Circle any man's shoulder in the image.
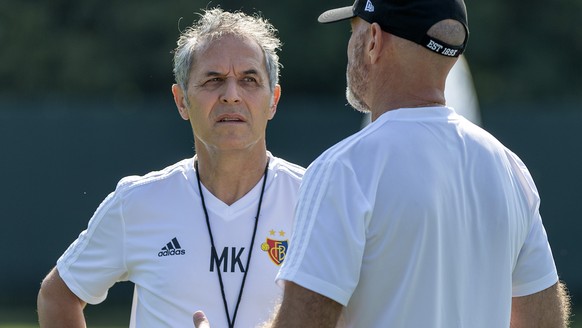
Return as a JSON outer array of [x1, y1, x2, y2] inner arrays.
[[115, 158, 193, 194], [312, 126, 373, 166], [270, 155, 306, 182]]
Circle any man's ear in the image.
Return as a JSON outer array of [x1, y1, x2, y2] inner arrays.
[[268, 84, 281, 120], [172, 84, 190, 120], [368, 23, 384, 64]]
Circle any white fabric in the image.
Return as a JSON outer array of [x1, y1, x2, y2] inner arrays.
[[277, 107, 558, 328], [57, 154, 304, 328]]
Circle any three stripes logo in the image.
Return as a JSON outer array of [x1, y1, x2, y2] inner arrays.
[[158, 237, 186, 257]]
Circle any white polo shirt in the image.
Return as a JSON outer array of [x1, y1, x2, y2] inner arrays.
[[278, 107, 558, 328]]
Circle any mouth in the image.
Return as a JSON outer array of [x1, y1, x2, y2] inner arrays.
[[216, 114, 246, 123]]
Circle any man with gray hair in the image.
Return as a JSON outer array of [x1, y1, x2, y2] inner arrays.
[[38, 8, 305, 327]]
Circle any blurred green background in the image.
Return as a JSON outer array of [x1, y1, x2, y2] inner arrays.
[[1, 0, 581, 104], [1, 0, 581, 326]]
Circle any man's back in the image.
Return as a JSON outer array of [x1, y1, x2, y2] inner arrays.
[[281, 106, 558, 327]]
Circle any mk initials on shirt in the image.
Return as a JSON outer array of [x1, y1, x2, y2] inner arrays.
[[209, 246, 246, 273]]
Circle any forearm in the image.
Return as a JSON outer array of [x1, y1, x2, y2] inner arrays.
[[510, 281, 571, 328], [37, 268, 88, 328], [268, 281, 342, 328]]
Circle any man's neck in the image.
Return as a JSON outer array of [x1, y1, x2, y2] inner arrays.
[[368, 56, 446, 122], [195, 148, 269, 206], [368, 87, 445, 122]]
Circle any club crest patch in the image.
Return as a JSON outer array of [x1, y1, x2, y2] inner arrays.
[[261, 229, 288, 266]]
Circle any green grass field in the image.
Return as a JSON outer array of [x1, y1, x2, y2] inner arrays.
[[2, 305, 580, 327]]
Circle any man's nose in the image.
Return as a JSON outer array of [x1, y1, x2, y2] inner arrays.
[[220, 79, 241, 104]]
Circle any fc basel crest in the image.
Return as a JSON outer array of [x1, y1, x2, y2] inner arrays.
[[261, 229, 288, 266]]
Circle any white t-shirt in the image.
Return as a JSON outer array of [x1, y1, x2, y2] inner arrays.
[[57, 154, 305, 328], [277, 107, 558, 328]]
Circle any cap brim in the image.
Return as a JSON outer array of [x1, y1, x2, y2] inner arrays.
[[318, 6, 355, 24]]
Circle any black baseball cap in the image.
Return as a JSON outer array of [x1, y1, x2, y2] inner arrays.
[[318, 0, 469, 57]]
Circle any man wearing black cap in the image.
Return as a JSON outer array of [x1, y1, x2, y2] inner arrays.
[[194, 0, 571, 327]]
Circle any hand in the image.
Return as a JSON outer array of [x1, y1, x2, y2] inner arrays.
[[193, 311, 210, 328]]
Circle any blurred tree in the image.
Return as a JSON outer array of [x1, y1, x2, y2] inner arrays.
[[0, 0, 580, 108], [466, 0, 582, 108]]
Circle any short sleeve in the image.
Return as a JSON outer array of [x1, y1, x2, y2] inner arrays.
[[277, 159, 370, 306], [56, 190, 128, 304], [506, 151, 559, 297], [511, 210, 558, 297]]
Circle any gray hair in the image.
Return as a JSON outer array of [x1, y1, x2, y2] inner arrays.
[[173, 8, 282, 95]]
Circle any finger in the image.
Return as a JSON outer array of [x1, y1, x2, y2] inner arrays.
[[193, 310, 210, 328]]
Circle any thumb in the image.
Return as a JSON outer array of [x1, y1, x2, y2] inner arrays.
[[193, 310, 210, 328]]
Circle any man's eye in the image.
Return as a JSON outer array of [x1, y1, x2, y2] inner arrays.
[[242, 77, 257, 83]]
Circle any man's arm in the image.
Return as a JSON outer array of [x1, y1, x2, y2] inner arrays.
[[510, 281, 571, 328], [37, 267, 88, 328], [268, 281, 343, 328], [193, 281, 343, 328]]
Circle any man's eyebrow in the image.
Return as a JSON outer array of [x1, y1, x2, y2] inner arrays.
[[242, 69, 259, 75], [202, 69, 260, 77], [205, 71, 224, 77]]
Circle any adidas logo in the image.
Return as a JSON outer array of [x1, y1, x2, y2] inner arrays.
[[158, 237, 186, 257], [364, 0, 374, 12]]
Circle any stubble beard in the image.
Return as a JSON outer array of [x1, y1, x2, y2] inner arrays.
[[346, 36, 371, 114]]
